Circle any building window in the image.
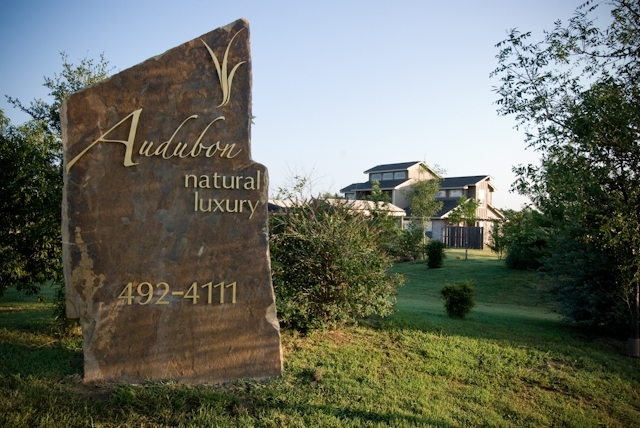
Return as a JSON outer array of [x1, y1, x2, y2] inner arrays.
[[449, 189, 463, 198], [370, 173, 381, 181], [436, 190, 446, 198], [394, 171, 407, 179], [478, 190, 485, 206], [382, 172, 393, 180]]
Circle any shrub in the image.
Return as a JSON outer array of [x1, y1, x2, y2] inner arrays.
[[441, 280, 475, 319], [425, 240, 446, 268], [392, 227, 424, 261], [269, 199, 404, 332]]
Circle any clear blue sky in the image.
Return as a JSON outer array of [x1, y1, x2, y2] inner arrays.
[[0, 0, 608, 209]]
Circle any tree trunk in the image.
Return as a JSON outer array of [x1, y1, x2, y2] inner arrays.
[[629, 280, 640, 358]]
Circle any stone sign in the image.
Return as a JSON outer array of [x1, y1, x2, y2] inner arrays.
[[61, 19, 283, 384]]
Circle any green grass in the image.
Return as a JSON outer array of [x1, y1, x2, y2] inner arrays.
[[1, 250, 639, 427]]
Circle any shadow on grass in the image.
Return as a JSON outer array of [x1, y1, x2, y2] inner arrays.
[[0, 338, 83, 380], [0, 306, 56, 334], [389, 256, 640, 371], [257, 401, 458, 427], [377, 304, 640, 387], [2, 375, 459, 427], [389, 298, 623, 349]]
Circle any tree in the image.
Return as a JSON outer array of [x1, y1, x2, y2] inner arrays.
[[403, 165, 442, 245], [492, 0, 640, 347], [366, 180, 403, 257], [7, 53, 111, 137], [368, 179, 390, 206], [501, 208, 549, 270], [487, 219, 506, 260], [447, 196, 480, 227], [1, 53, 110, 299], [447, 196, 481, 260], [0, 112, 62, 296]]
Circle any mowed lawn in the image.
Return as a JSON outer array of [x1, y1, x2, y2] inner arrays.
[[1, 249, 639, 427]]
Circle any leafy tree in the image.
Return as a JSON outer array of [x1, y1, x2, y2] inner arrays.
[[366, 180, 403, 257], [487, 219, 506, 260], [447, 196, 480, 227], [368, 179, 390, 206], [7, 53, 111, 137], [492, 0, 640, 341], [403, 165, 442, 244], [544, 220, 628, 333], [1, 53, 110, 300], [447, 196, 481, 260], [501, 208, 549, 270], [320, 191, 343, 199], [0, 111, 62, 296]]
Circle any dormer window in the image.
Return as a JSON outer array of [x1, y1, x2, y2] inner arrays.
[[449, 189, 463, 198], [370, 170, 408, 182]]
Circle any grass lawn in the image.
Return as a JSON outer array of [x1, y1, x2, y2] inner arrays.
[[1, 249, 639, 427]]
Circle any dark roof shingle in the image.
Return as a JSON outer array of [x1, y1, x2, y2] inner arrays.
[[440, 175, 490, 189], [340, 179, 410, 193], [364, 161, 422, 174]]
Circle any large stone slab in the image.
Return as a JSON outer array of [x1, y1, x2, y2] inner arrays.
[[61, 19, 283, 384]]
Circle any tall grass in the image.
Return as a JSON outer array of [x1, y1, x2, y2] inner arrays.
[[1, 249, 639, 427]]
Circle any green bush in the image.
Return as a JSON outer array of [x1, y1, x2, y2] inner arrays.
[[392, 227, 424, 261], [425, 240, 446, 268], [440, 280, 475, 319], [269, 199, 404, 332]]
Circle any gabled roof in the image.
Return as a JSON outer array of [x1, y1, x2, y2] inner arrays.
[[404, 200, 456, 219], [340, 179, 411, 193], [432, 200, 458, 218], [440, 175, 496, 191], [267, 199, 406, 217], [429, 200, 505, 220], [420, 200, 505, 220], [364, 161, 422, 174], [325, 199, 406, 217], [487, 203, 505, 220]]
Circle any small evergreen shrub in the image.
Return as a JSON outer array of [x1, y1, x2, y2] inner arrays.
[[441, 280, 475, 319], [426, 240, 446, 268]]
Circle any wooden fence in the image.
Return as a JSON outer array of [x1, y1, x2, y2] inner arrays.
[[443, 226, 484, 250]]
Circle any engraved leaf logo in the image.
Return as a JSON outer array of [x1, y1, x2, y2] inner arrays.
[[201, 30, 246, 108]]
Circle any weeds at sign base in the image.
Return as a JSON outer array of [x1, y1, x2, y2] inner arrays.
[[441, 280, 475, 319]]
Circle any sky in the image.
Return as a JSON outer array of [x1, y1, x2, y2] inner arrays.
[[0, 0, 610, 209]]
